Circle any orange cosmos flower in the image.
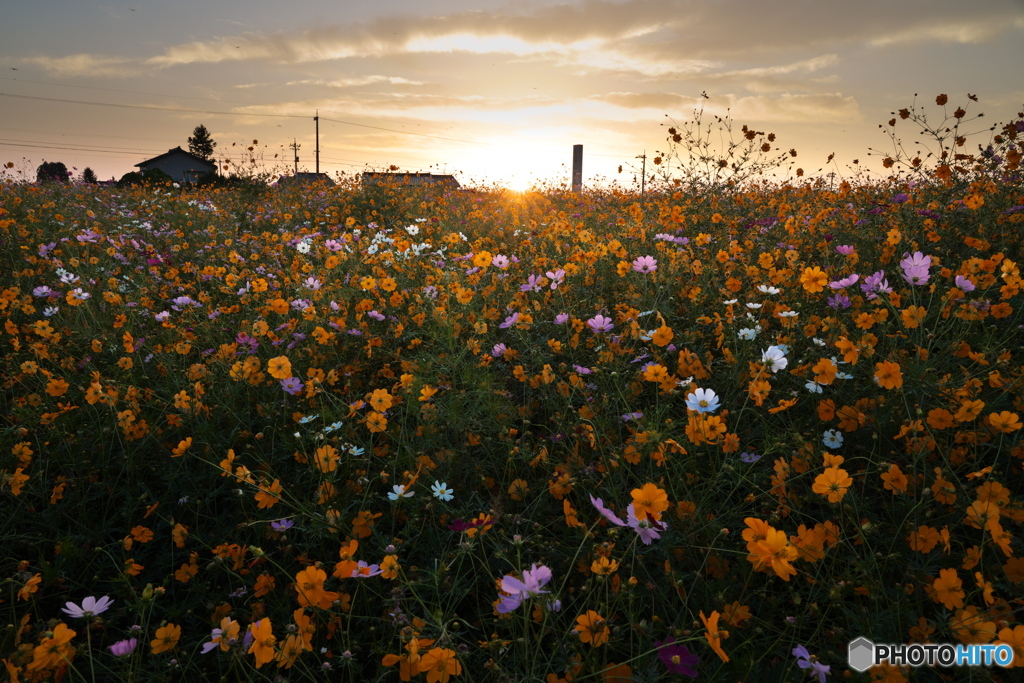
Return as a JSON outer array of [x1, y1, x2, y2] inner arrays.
[[630, 483, 669, 522], [700, 610, 730, 662], [950, 606, 997, 645], [45, 378, 69, 397], [248, 618, 276, 668], [419, 647, 462, 683], [366, 411, 388, 433], [799, 266, 828, 293], [267, 356, 292, 380], [932, 568, 965, 610], [575, 611, 609, 647], [313, 445, 339, 473], [874, 361, 903, 390], [294, 566, 338, 610], [150, 623, 181, 654], [751, 528, 798, 581], [811, 467, 853, 503], [26, 623, 76, 672], [17, 573, 42, 601], [989, 411, 1022, 433], [811, 358, 837, 385], [881, 464, 908, 493], [369, 388, 394, 412], [927, 408, 955, 430], [955, 399, 985, 423], [995, 625, 1024, 668]]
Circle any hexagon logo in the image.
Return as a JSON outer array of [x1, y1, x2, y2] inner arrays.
[[848, 637, 875, 672]]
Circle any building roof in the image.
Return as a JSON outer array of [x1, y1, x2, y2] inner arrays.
[[135, 146, 216, 170], [276, 172, 336, 186]]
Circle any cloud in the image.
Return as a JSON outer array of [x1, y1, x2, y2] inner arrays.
[[726, 93, 863, 124], [19, 53, 139, 78], [869, 15, 1024, 47], [286, 75, 425, 88], [593, 92, 697, 110]]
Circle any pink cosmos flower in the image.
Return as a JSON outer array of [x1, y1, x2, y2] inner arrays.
[[496, 563, 552, 613], [632, 255, 658, 273], [109, 638, 138, 658], [955, 275, 976, 292], [546, 269, 565, 289], [586, 314, 614, 334], [350, 561, 384, 578], [281, 377, 304, 395], [828, 274, 859, 289]]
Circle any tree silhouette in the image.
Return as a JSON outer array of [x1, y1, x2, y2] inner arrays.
[[81, 167, 98, 184], [36, 161, 71, 183], [188, 124, 217, 161]]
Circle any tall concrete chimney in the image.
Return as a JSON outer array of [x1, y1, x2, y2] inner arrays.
[[572, 144, 582, 192]]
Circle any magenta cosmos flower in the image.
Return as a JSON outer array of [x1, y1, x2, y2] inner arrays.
[[656, 636, 699, 677]]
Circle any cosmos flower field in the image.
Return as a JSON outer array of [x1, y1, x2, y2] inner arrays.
[[2, 107, 1024, 682]]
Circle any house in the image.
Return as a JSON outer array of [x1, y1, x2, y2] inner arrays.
[[361, 172, 460, 189], [276, 172, 336, 187], [135, 147, 216, 183]]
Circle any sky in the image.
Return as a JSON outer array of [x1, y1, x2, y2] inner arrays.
[[1, 0, 1022, 190]]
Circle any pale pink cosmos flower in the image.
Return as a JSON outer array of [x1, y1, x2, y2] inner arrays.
[[62, 595, 114, 619], [589, 495, 666, 545]]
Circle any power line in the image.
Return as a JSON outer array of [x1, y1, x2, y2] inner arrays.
[[0, 92, 303, 119], [0, 76, 256, 106], [1, 90, 640, 159]]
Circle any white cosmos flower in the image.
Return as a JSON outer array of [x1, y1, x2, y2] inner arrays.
[[431, 481, 454, 501], [737, 328, 757, 341], [387, 484, 414, 501], [758, 285, 781, 294], [761, 346, 789, 372], [823, 429, 844, 449], [685, 387, 720, 414]]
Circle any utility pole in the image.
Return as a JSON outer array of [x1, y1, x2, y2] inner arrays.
[[314, 110, 320, 174], [636, 152, 647, 199], [290, 139, 301, 174]]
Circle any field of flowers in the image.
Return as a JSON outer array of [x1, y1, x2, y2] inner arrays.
[[2, 101, 1024, 682]]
